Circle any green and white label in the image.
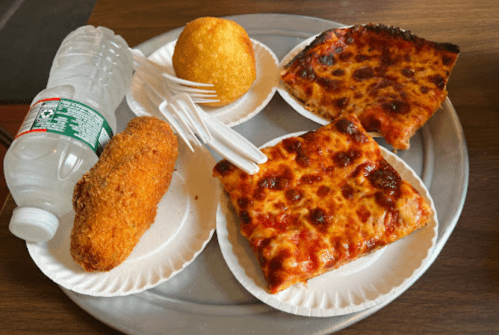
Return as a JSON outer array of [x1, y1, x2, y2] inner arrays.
[[17, 98, 113, 156]]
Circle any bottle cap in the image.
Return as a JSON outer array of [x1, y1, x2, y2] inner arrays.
[[9, 207, 59, 242]]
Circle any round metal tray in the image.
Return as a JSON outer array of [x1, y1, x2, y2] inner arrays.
[[62, 14, 469, 334]]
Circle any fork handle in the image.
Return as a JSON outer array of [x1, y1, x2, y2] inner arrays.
[[205, 118, 268, 165], [206, 135, 260, 175]]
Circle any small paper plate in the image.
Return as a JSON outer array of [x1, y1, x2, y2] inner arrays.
[[216, 133, 438, 317], [127, 39, 279, 127], [27, 141, 220, 297]]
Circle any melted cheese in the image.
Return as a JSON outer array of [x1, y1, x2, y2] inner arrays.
[[214, 115, 432, 294], [281, 23, 459, 150]]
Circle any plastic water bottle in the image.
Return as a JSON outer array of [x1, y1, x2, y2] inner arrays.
[[4, 26, 133, 242]]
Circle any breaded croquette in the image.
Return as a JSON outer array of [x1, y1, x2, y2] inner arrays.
[[70, 116, 178, 272]]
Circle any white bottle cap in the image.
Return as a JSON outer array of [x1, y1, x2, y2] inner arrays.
[[9, 207, 59, 242]]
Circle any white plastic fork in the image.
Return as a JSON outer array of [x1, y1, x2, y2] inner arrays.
[[172, 93, 268, 174], [135, 68, 266, 174], [130, 48, 219, 104], [136, 72, 209, 152]]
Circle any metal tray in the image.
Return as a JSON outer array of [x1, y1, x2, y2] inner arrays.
[[62, 14, 469, 334]]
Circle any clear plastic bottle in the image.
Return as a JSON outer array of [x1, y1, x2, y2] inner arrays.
[[4, 26, 133, 242]]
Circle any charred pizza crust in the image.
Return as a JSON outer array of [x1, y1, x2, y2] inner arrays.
[[213, 115, 432, 294], [280, 23, 459, 150]]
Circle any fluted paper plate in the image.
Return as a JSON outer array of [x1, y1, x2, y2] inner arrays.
[[27, 142, 220, 297], [127, 39, 279, 127], [217, 133, 438, 317]]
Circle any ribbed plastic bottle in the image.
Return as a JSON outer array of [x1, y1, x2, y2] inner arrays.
[[4, 26, 133, 242]]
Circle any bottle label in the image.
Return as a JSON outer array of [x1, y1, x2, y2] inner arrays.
[[16, 98, 113, 156]]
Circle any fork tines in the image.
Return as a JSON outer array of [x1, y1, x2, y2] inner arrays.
[[130, 48, 219, 103]]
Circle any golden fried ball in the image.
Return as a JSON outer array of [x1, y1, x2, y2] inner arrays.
[[172, 17, 256, 107]]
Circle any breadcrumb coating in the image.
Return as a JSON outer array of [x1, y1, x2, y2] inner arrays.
[[172, 17, 256, 107], [70, 116, 178, 272]]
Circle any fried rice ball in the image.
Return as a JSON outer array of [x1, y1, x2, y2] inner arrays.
[[172, 17, 256, 107]]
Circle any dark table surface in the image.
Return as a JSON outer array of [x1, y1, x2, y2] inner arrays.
[[1, 0, 498, 334]]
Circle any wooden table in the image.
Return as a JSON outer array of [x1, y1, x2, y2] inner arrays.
[[1, 0, 498, 334]]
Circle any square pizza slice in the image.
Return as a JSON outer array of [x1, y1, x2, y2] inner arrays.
[[213, 115, 432, 294], [280, 23, 459, 150]]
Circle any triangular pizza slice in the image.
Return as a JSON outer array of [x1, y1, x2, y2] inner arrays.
[[280, 23, 459, 150]]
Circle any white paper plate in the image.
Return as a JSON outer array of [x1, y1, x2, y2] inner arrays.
[[27, 141, 220, 297], [127, 39, 279, 127], [216, 133, 438, 317], [277, 34, 340, 125]]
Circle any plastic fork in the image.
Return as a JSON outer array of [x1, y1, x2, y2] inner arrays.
[[136, 72, 209, 152], [138, 71, 266, 174], [130, 48, 219, 104], [172, 93, 268, 174]]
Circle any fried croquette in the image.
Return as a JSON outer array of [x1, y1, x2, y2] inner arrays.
[[70, 116, 178, 272], [172, 17, 256, 107]]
